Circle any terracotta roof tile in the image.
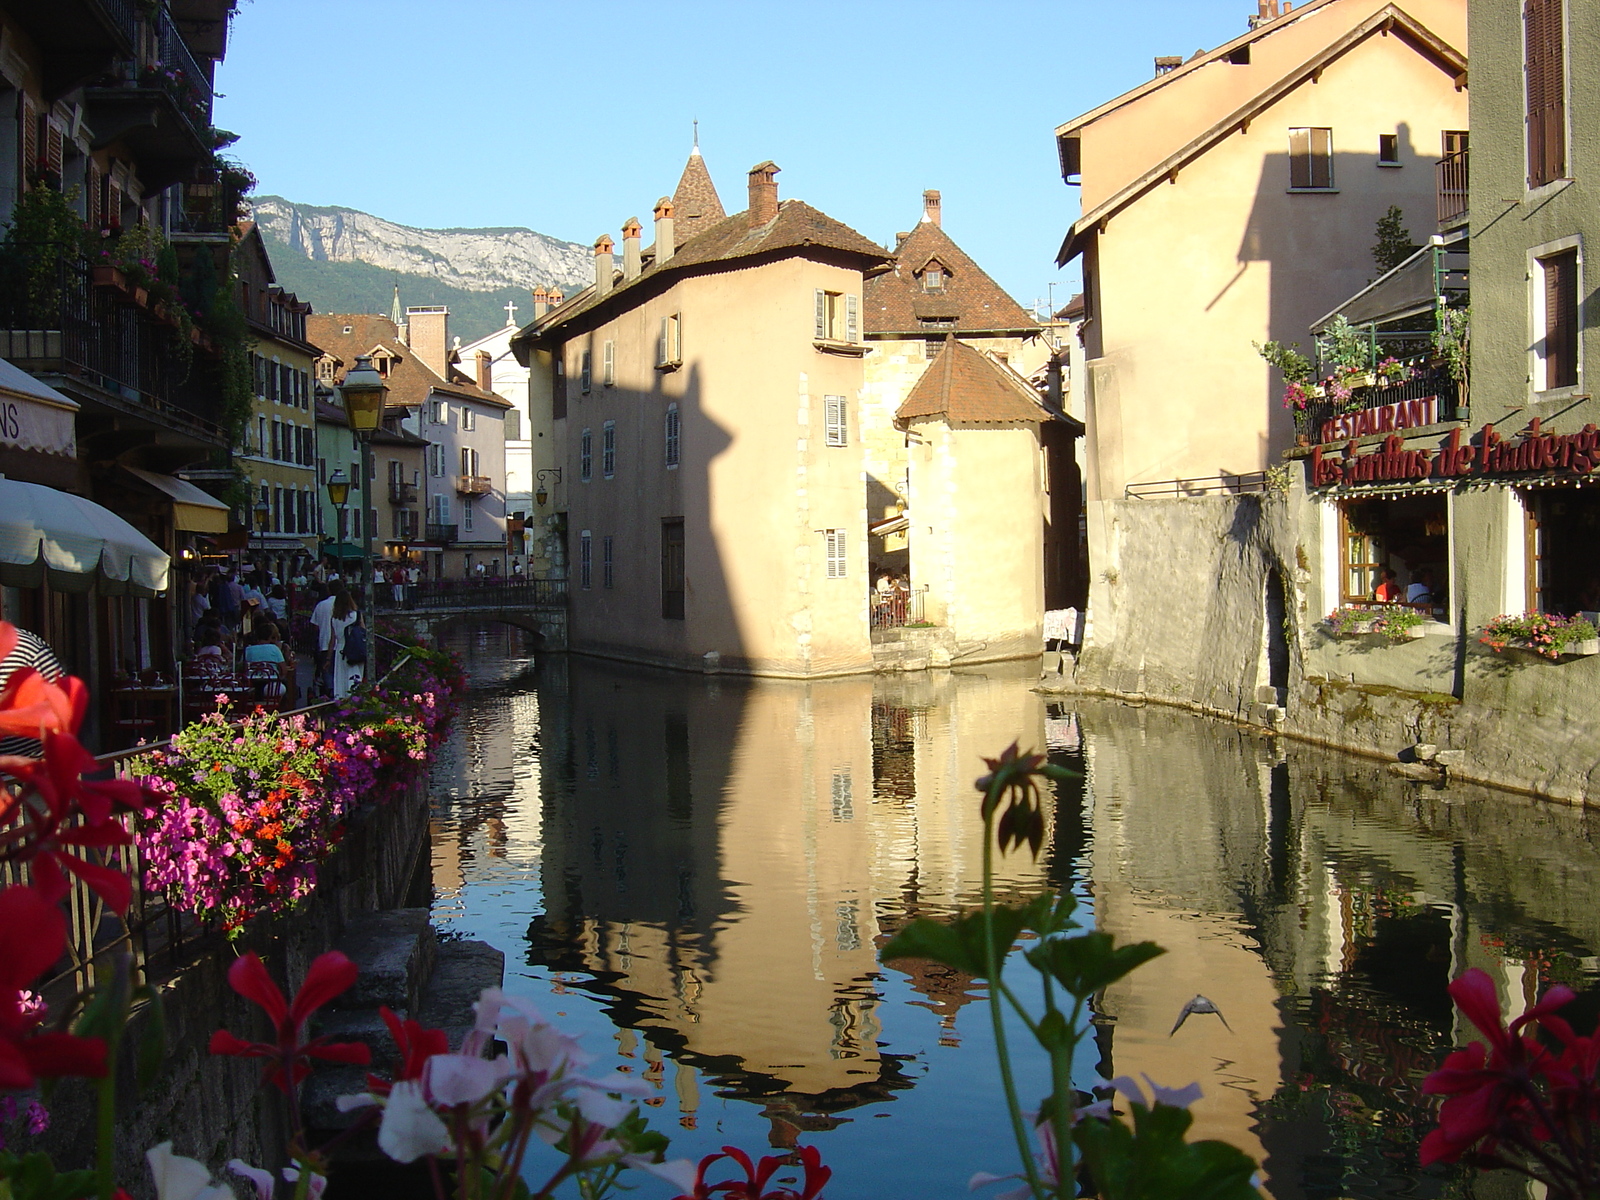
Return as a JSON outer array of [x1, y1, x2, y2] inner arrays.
[[672, 150, 725, 242], [895, 338, 1051, 426], [866, 220, 1039, 337], [306, 314, 510, 411]]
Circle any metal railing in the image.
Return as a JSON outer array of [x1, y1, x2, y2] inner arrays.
[[1293, 361, 1461, 445], [389, 482, 418, 504], [154, 7, 213, 130], [454, 475, 491, 496], [1436, 147, 1468, 227], [425, 522, 458, 545], [374, 577, 567, 611], [1125, 472, 1268, 499], [870, 585, 928, 628], [98, 0, 139, 45]]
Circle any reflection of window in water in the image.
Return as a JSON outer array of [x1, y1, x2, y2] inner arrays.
[[607, 724, 619, 780], [871, 702, 923, 802], [664, 713, 692, 821], [828, 996, 859, 1059], [831, 770, 853, 821], [676, 864, 695, 922], [835, 898, 860, 951]]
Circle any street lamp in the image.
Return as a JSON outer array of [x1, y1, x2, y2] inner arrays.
[[338, 354, 387, 620], [535, 468, 562, 508], [325, 468, 350, 567], [253, 496, 271, 572]]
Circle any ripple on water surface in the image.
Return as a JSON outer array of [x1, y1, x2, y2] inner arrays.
[[426, 626, 1600, 1200]]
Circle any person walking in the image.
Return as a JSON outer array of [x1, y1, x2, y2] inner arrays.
[[322, 586, 365, 700]]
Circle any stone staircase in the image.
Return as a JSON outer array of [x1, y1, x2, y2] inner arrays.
[[303, 908, 505, 1136]]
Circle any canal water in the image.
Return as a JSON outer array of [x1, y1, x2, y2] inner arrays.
[[426, 627, 1600, 1200]]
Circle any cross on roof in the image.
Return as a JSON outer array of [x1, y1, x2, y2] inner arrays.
[[504, 299, 518, 328]]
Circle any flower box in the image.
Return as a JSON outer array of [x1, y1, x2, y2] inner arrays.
[[132, 286, 148, 308], [90, 265, 128, 293], [1480, 613, 1599, 661]]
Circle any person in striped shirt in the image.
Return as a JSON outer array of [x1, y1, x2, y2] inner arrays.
[[0, 627, 63, 757]]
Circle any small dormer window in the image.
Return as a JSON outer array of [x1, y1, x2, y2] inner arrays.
[[922, 265, 946, 292]]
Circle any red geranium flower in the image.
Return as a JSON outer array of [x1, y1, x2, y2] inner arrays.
[[0, 885, 106, 1088], [365, 1004, 448, 1096], [209, 951, 371, 1091], [672, 1144, 831, 1200], [0, 665, 89, 742]]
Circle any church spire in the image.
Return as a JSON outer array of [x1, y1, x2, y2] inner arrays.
[[389, 282, 402, 327], [671, 133, 724, 243]]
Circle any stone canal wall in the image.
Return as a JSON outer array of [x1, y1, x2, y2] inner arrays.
[[37, 778, 434, 1192], [1067, 490, 1600, 806]]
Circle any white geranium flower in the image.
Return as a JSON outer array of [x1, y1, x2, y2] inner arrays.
[[146, 1143, 236, 1200], [377, 1080, 452, 1164]]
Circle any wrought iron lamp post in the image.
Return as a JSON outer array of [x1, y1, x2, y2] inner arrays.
[[337, 355, 387, 620], [325, 468, 350, 567]]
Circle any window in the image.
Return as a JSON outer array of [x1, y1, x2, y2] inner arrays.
[[661, 520, 684, 619], [432, 494, 451, 524], [602, 535, 614, 588], [1522, 489, 1600, 614], [602, 340, 615, 386], [664, 403, 680, 467], [428, 443, 445, 477], [580, 350, 592, 394], [257, 416, 267, 456], [1535, 247, 1579, 391], [1377, 133, 1400, 166], [824, 395, 848, 447], [580, 428, 593, 481], [460, 406, 475, 431], [460, 447, 480, 477], [657, 314, 681, 367], [813, 290, 859, 343], [579, 530, 592, 589], [1525, 0, 1566, 188], [462, 497, 474, 533], [430, 399, 448, 425], [1337, 496, 1448, 607], [825, 529, 847, 579], [1288, 127, 1334, 190], [553, 358, 568, 421], [921, 264, 945, 292], [602, 420, 615, 478]]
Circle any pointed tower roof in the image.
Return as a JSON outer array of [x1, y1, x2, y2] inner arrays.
[[389, 283, 402, 326], [672, 144, 725, 244]]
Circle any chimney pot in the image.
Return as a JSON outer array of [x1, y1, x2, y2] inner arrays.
[[922, 189, 941, 226], [621, 217, 643, 281], [594, 235, 614, 297], [748, 161, 780, 226], [476, 349, 493, 392], [653, 196, 676, 265], [532, 287, 550, 319]]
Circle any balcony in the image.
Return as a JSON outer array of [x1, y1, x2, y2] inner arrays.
[[388, 481, 418, 504], [1294, 360, 1462, 446], [9, 0, 137, 96], [455, 474, 491, 496], [425, 523, 458, 546], [870, 585, 929, 629], [1436, 147, 1468, 228], [0, 249, 225, 451]]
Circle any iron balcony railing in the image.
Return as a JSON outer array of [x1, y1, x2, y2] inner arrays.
[[870, 585, 929, 628], [154, 6, 213, 130], [425, 522, 458, 545], [0, 249, 223, 440], [454, 474, 492, 496], [1294, 360, 1462, 446], [389, 481, 418, 504], [1125, 473, 1269, 500], [374, 577, 567, 611], [99, 0, 140, 45], [1436, 147, 1468, 227]]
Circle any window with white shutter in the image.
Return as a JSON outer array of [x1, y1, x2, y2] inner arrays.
[[824, 396, 847, 447], [825, 529, 847, 579], [581, 351, 592, 394], [580, 530, 593, 589], [602, 340, 615, 386], [814, 289, 828, 339], [657, 314, 681, 367], [845, 294, 859, 344]]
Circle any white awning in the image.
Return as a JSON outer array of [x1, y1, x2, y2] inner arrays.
[[0, 356, 77, 458], [124, 467, 230, 533], [0, 478, 168, 596]]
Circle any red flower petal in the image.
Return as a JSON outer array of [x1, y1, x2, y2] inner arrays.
[[58, 853, 132, 916], [303, 1039, 372, 1065], [0, 885, 66, 989], [209, 1028, 272, 1058], [21, 1031, 107, 1079], [1448, 969, 1511, 1053], [286, 951, 359, 1032], [227, 953, 288, 1028]]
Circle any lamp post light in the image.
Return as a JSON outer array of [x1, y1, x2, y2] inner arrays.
[[253, 496, 271, 574], [325, 468, 350, 573], [535, 468, 562, 508], [338, 354, 387, 621]]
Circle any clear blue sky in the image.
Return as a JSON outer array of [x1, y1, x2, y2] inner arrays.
[[216, 0, 1257, 311]]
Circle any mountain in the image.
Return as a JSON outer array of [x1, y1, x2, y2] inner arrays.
[[247, 195, 592, 344]]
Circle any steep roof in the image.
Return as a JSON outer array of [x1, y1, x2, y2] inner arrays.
[[307, 313, 510, 412], [866, 218, 1039, 336], [895, 339, 1054, 426], [524, 198, 889, 343], [672, 148, 726, 242], [1057, 3, 1466, 264]]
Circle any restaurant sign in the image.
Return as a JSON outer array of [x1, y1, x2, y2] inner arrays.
[[1311, 419, 1600, 488], [1318, 396, 1440, 444]]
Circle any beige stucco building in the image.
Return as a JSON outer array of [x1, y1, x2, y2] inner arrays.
[[1057, 0, 1468, 502]]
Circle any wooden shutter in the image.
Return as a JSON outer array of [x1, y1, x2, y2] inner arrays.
[[1525, 0, 1566, 188], [1310, 128, 1332, 188], [826, 529, 847, 578], [658, 317, 669, 365], [825, 396, 847, 446], [815, 289, 827, 339], [1542, 250, 1578, 389], [846, 294, 859, 344], [602, 339, 614, 385], [41, 117, 62, 183], [1288, 128, 1309, 188], [18, 94, 35, 189], [85, 159, 102, 228]]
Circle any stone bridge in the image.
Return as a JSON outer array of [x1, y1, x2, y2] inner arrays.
[[375, 579, 568, 650]]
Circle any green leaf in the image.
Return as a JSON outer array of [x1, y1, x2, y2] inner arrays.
[[1022, 891, 1080, 938], [880, 906, 1032, 977], [133, 984, 167, 1093], [0, 1152, 98, 1200], [1075, 1104, 1259, 1200], [1035, 1009, 1075, 1053], [1024, 933, 1164, 1001]]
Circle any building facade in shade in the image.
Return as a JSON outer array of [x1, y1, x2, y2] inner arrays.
[[454, 305, 541, 568], [512, 156, 892, 677], [233, 224, 318, 573], [1055, 0, 1468, 500], [310, 310, 510, 579]]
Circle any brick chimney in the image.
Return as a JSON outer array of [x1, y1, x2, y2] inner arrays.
[[621, 217, 642, 281], [476, 349, 493, 392], [531, 287, 549, 319], [653, 197, 675, 265], [405, 306, 449, 377], [748, 161, 779, 225], [922, 189, 941, 226], [593, 234, 614, 297]]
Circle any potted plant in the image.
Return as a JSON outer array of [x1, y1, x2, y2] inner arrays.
[[1327, 604, 1429, 641], [1479, 612, 1599, 660], [1255, 339, 1316, 410]]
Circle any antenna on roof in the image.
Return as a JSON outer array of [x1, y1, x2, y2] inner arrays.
[[692, 118, 700, 155]]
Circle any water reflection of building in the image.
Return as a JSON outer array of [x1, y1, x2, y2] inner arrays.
[[526, 658, 1051, 1134]]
